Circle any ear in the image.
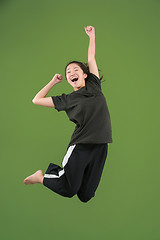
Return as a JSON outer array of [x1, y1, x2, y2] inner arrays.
[[84, 73, 88, 79]]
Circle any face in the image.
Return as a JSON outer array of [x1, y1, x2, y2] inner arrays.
[[66, 63, 88, 91]]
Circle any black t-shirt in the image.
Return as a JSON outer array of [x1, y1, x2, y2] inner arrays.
[[51, 73, 113, 147]]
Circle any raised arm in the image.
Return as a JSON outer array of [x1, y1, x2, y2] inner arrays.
[[84, 25, 100, 79], [32, 74, 63, 107]]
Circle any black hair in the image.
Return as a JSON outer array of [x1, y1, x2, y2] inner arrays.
[[64, 60, 106, 83]]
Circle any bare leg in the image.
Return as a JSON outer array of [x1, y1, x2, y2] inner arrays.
[[24, 170, 44, 185]]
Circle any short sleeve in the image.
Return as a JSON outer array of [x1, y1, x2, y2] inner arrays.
[[86, 73, 102, 90], [51, 93, 68, 112]]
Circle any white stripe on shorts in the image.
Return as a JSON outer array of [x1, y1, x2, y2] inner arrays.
[[44, 144, 76, 179]]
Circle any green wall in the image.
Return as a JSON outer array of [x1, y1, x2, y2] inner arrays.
[[0, 0, 159, 239]]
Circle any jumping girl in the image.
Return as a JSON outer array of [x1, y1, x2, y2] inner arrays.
[[24, 25, 113, 203]]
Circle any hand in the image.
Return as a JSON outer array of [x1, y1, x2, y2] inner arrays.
[[52, 74, 63, 84], [84, 25, 95, 38]]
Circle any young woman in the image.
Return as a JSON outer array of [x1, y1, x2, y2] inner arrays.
[[24, 26, 113, 203]]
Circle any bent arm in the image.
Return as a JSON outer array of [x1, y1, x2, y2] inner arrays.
[[32, 78, 57, 107], [33, 97, 55, 107]]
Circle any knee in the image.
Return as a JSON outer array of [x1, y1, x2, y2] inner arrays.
[[66, 189, 77, 198], [66, 184, 82, 198], [77, 192, 95, 203], [67, 192, 75, 198]]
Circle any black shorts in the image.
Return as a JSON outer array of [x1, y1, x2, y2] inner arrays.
[[43, 143, 108, 203]]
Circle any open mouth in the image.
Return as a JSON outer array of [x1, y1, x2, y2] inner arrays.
[[71, 77, 78, 82]]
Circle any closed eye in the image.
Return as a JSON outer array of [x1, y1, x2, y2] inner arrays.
[[67, 69, 78, 73], [67, 70, 78, 73]]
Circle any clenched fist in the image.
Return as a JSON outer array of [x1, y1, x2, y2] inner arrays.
[[84, 25, 95, 38], [52, 74, 63, 84]]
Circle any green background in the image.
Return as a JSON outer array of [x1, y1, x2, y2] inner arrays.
[[0, 0, 159, 239]]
